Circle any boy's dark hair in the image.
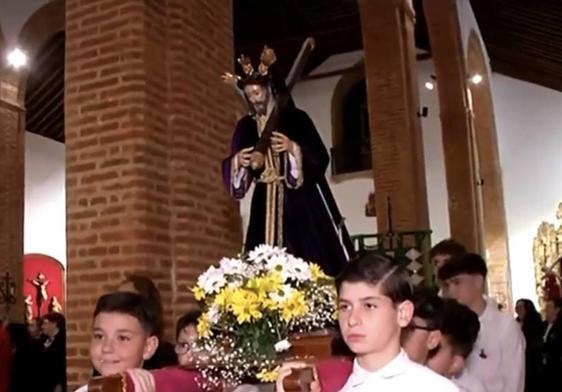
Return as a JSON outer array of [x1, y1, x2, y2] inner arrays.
[[93, 292, 158, 337], [412, 288, 445, 330], [43, 312, 66, 331], [336, 253, 413, 304], [175, 309, 201, 339], [430, 239, 466, 259], [440, 299, 480, 358], [121, 274, 164, 338], [437, 253, 488, 281]]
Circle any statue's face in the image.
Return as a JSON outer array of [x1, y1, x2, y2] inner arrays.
[[244, 84, 270, 115]]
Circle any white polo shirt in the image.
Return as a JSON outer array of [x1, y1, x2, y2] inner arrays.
[[465, 298, 525, 392], [339, 349, 458, 392], [454, 369, 488, 392]]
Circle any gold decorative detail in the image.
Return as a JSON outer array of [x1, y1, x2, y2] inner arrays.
[[533, 202, 562, 313]]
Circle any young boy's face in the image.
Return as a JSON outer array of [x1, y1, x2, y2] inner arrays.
[[90, 312, 158, 376], [176, 324, 198, 367], [401, 316, 441, 364], [338, 281, 412, 357], [426, 336, 463, 378], [443, 274, 482, 307]]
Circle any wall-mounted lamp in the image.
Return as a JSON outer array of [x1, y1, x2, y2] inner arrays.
[[424, 74, 437, 90], [470, 73, 483, 85]]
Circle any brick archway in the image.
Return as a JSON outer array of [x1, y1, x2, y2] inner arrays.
[[423, 1, 512, 308], [15, 0, 65, 100], [0, 0, 65, 322], [466, 30, 512, 310]]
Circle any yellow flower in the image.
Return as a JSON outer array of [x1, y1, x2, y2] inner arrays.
[[214, 287, 233, 308], [197, 313, 212, 338], [262, 297, 279, 311], [248, 272, 283, 301], [310, 263, 327, 281], [262, 272, 283, 292], [192, 285, 205, 301], [230, 289, 262, 324], [280, 290, 309, 322], [256, 367, 279, 383]]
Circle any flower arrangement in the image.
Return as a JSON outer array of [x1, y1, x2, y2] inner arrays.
[[191, 245, 337, 387]]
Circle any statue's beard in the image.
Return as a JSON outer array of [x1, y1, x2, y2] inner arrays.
[[253, 102, 268, 115]]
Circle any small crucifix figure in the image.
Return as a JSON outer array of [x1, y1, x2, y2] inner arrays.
[[28, 273, 49, 317]]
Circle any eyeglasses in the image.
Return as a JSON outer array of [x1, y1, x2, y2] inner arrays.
[[409, 323, 436, 332]]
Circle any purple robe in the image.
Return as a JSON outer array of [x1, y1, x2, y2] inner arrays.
[[222, 107, 353, 276]]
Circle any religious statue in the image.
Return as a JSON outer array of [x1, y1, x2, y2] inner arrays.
[[24, 294, 33, 323], [533, 203, 562, 312], [49, 296, 63, 314], [28, 272, 49, 316], [221, 40, 354, 276]]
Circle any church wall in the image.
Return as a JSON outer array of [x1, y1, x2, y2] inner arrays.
[[24, 132, 66, 266], [290, 59, 451, 243], [492, 74, 562, 305], [283, 54, 562, 306]]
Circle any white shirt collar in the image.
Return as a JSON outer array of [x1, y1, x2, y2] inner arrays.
[[348, 349, 410, 387], [478, 296, 498, 322]]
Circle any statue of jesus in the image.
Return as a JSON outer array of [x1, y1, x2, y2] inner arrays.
[[221, 45, 354, 276]]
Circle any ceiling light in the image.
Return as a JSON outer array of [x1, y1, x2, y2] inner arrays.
[[424, 81, 434, 90], [7, 48, 28, 69]]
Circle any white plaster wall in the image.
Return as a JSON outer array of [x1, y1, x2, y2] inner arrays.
[[492, 74, 562, 305], [286, 52, 562, 306], [291, 58, 451, 242], [24, 132, 66, 266]]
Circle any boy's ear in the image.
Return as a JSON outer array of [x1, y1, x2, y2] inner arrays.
[[397, 300, 414, 327], [427, 330, 442, 351], [143, 336, 159, 361], [450, 354, 465, 377]]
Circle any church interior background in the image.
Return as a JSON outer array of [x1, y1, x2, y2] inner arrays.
[[2, 0, 562, 388]]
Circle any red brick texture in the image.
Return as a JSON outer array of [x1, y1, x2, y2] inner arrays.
[[0, 73, 25, 322], [65, 0, 241, 387], [424, 1, 512, 309], [358, 0, 430, 233], [423, 0, 482, 254]]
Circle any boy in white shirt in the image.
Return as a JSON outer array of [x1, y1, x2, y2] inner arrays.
[[427, 299, 487, 392], [438, 253, 525, 392], [74, 292, 159, 392], [277, 253, 458, 392], [401, 288, 445, 364]]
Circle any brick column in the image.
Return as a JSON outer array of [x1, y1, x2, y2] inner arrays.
[[423, 0, 482, 253], [358, 0, 430, 233], [0, 70, 25, 322], [65, 0, 240, 387]]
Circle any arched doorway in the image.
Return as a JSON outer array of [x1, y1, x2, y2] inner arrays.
[[0, 0, 65, 321], [466, 31, 512, 310]]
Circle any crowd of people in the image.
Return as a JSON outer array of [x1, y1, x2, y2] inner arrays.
[[0, 239, 561, 392]]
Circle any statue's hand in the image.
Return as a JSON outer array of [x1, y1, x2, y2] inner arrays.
[[221, 72, 240, 87]]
